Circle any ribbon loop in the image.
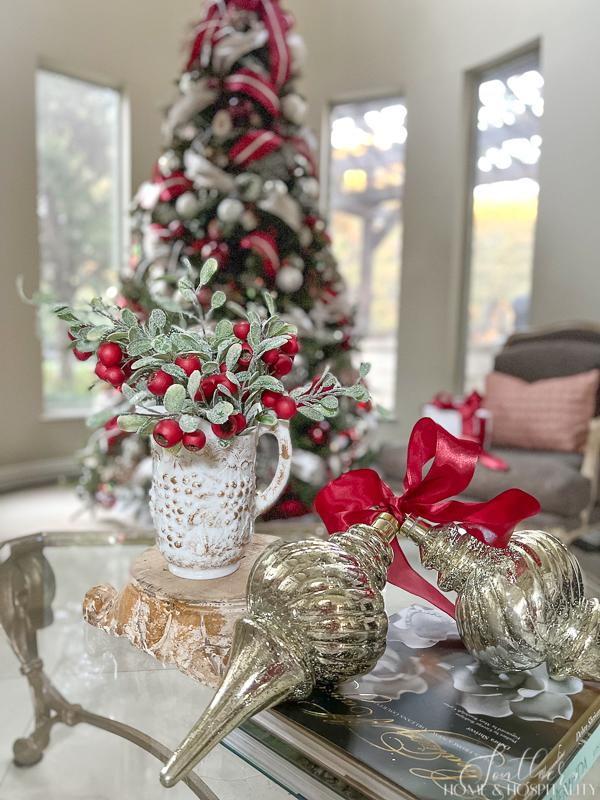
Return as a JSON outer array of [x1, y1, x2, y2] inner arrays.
[[314, 417, 540, 618]]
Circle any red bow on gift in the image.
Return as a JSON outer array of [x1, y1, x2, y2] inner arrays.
[[314, 417, 540, 618]]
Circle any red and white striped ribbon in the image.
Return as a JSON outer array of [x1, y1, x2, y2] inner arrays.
[[240, 231, 280, 278], [229, 130, 283, 166], [224, 68, 280, 116]]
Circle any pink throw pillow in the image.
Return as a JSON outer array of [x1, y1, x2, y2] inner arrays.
[[484, 369, 599, 452]]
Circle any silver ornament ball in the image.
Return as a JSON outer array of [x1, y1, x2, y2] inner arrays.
[[217, 198, 244, 223], [175, 192, 202, 219], [276, 265, 304, 293]]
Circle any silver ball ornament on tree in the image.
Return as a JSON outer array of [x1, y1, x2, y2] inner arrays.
[[160, 513, 398, 787], [299, 177, 320, 200], [158, 150, 181, 176], [276, 264, 304, 293], [217, 198, 244, 223], [175, 191, 202, 219], [281, 93, 307, 125]]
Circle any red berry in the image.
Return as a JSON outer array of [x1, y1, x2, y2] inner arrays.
[[219, 362, 228, 373], [73, 347, 92, 361], [281, 336, 299, 356], [274, 396, 297, 420], [95, 361, 109, 381], [272, 354, 293, 378], [262, 348, 279, 365], [262, 390, 282, 409], [231, 413, 247, 433], [97, 342, 123, 367], [215, 374, 238, 395], [238, 343, 253, 368], [182, 430, 207, 452], [105, 366, 126, 387], [233, 320, 250, 340], [175, 354, 201, 376], [211, 416, 238, 440], [148, 370, 174, 396], [195, 376, 218, 402], [153, 419, 184, 448], [67, 330, 76, 341]]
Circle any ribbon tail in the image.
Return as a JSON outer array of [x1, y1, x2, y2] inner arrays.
[[388, 540, 455, 619]]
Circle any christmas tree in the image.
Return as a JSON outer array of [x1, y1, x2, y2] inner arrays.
[[83, 0, 377, 518]]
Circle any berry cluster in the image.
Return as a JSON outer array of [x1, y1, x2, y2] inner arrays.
[[88, 341, 131, 389]]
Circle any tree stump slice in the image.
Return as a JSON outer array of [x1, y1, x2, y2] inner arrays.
[[83, 534, 278, 687]]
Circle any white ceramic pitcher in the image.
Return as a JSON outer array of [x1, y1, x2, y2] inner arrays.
[[149, 420, 291, 580]]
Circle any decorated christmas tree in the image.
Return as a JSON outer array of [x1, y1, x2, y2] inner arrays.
[[82, 0, 377, 517]]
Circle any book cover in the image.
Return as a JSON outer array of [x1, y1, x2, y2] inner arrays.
[[257, 604, 600, 800]]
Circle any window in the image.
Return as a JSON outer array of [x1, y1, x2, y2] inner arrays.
[[36, 69, 124, 415], [328, 98, 406, 410], [463, 52, 543, 391]]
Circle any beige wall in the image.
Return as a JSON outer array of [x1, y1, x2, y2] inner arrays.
[[2, 0, 600, 472]]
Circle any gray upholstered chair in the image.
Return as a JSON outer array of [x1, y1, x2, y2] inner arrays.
[[379, 324, 600, 541]]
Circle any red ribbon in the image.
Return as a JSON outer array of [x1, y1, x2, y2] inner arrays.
[[314, 417, 540, 618]]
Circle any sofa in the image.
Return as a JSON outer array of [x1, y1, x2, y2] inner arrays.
[[379, 324, 600, 539]]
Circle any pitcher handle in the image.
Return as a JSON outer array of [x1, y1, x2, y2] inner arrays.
[[255, 421, 292, 517]]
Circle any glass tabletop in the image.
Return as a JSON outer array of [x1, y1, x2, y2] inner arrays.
[[0, 531, 292, 800]]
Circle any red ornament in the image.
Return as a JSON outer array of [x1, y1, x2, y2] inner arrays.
[[215, 374, 238, 395], [175, 354, 201, 376], [262, 348, 279, 366], [73, 347, 93, 361], [281, 336, 299, 356], [272, 354, 293, 378], [238, 343, 253, 368], [211, 416, 239, 440], [97, 342, 123, 368], [182, 430, 207, 452], [274, 395, 297, 420], [148, 370, 174, 396], [105, 366, 126, 388], [308, 422, 330, 446], [196, 376, 218, 402], [262, 390, 281, 408], [153, 419, 184, 448], [95, 361, 109, 381], [231, 413, 247, 433], [233, 320, 250, 340], [277, 498, 309, 518]]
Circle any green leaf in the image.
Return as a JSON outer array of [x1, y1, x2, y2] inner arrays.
[[214, 319, 234, 339], [187, 370, 201, 400], [359, 362, 371, 378], [54, 307, 79, 324], [343, 384, 370, 401], [210, 290, 226, 310], [179, 414, 202, 433], [85, 325, 112, 342], [262, 291, 276, 316], [117, 414, 152, 432], [199, 258, 219, 287], [161, 363, 188, 380], [149, 309, 167, 336], [249, 376, 285, 393], [121, 383, 136, 400], [201, 361, 219, 375], [164, 384, 187, 413], [248, 321, 261, 349], [86, 408, 121, 429], [226, 343, 242, 372], [152, 334, 173, 354], [206, 401, 234, 424], [128, 339, 153, 356], [256, 410, 277, 426], [121, 308, 138, 328], [298, 406, 325, 421], [131, 356, 161, 370], [254, 336, 288, 357], [320, 395, 339, 411]]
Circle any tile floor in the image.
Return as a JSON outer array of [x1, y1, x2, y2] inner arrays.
[[1, 483, 600, 798]]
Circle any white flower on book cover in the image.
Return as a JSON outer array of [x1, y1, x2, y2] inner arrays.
[[338, 604, 584, 722]]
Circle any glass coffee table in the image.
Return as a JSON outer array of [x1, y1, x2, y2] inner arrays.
[[0, 531, 292, 800]]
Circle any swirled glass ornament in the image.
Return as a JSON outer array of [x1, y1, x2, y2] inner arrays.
[[160, 512, 398, 787]]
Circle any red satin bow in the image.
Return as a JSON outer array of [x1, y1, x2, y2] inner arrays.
[[314, 417, 540, 618]]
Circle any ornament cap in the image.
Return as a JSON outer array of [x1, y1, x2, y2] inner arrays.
[[399, 514, 432, 545], [371, 512, 401, 543]]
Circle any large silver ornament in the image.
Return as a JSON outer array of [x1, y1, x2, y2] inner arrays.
[[399, 516, 600, 681], [160, 513, 398, 787]]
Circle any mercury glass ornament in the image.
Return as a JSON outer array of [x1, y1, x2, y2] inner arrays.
[[275, 264, 304, 293], [399, 516, 600, 682], [217, 197, 244, 223], [175, 191, 202, 219], [160, 513, 398, 787], [158, 150, 181, 176]]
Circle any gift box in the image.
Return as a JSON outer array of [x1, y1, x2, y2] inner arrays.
[[423, 392, 492, 450]]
